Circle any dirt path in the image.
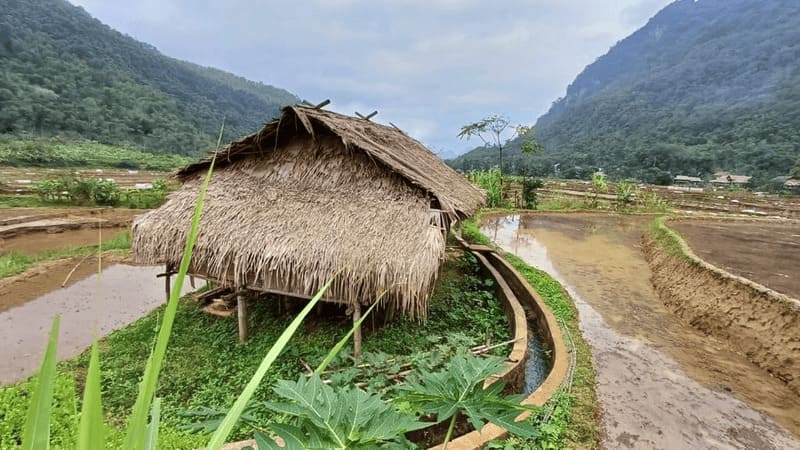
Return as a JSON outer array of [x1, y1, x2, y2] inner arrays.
[[671, 219, 800, 299], [483, 213, 799, 449], [0, 263, 199, 384]]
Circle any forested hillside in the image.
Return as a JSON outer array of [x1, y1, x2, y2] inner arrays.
[[449, 0, 800, 185], [0, 0, 298, 155]]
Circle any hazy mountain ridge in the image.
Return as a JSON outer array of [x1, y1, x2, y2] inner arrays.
[[450, 0, 800, 185], [0, 0, 298, 155]]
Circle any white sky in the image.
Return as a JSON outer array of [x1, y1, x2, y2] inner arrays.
[[69, 0, 672, 156]]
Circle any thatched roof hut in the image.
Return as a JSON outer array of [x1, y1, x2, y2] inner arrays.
[[132, 106, 485, 319]]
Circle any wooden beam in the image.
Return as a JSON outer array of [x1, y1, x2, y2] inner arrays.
[[314, 99, 331, 109], [353, 302, 362, 360], [237, 293, 248, 342]]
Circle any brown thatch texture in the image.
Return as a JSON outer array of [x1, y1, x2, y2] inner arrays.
[[133, 132, 459, 317], [179, 105, 485, 221]]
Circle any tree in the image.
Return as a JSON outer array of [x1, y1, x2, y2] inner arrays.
[[458, 115, 543, 186], [792, 158, 800, 178]]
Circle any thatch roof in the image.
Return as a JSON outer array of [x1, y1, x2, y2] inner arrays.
[[179, 106, 484, 220], [132, 106, 485, 317], [674, 175, 703, 183], [711, 173, 752, 185]]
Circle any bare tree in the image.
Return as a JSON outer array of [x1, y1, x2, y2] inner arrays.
[[458, 114, 544, 186]]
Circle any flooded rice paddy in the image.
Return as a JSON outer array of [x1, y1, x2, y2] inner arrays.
[[483, 213, 799, 450], [0, 263, 199, 384]]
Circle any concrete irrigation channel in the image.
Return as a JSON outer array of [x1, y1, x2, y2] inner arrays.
[[483, 212, 799, 450]]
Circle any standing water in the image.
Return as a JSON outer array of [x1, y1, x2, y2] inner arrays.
[[483, 213, 799, 450], [0, 264, 200, 384]]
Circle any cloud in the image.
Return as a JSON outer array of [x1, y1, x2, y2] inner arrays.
[[69, 0, 672, 154]]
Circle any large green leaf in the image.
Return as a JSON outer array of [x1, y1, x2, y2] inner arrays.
[[262, 374, 426, 449], [21, 315, 60, 450], [123, 122, 223, 450], [400, 353, 537, 444], [205, 274, 338, 450], [77, 339, 104, 450]]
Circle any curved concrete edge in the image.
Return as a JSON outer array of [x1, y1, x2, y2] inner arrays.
[[659, 217, 799, 311], [645, 217, 800, 395], [431, 243, 570, 450]]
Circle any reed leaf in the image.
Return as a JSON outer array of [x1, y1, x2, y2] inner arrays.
[[144, 398, 161, 450], [21, 315, 60, 450], [123, 121, 223, 450], [205, 274, 338, 450], [77, 339, 104, 450], [315, 293, 385, 374]]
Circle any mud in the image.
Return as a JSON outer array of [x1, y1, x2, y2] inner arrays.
[[0, 226, 128, 255], [643, 231, 800, 396], [0, 264, 199, 384], [483, 213, 800, 449], [671, 219, 800, 299]]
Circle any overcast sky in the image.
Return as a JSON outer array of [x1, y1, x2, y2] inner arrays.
[[69, 0, 672, 157]]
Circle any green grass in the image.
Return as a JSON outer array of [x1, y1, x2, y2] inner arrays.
[[461, 222, 599, 449], [646, 216, 687, 260], [0, 196, 55, 208], [500, 253, 598, 449], [0, 230, 131, 279], [0, 137, 194, 171], [0, 253, 510, 449]]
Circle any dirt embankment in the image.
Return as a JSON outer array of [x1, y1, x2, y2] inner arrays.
[[643, 226, 800, 397]]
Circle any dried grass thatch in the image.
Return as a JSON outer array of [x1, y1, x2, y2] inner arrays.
[[132, 106, 485, 317]]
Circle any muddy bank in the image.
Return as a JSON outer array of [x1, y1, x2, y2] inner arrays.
[[0, 226, 128, 255], [0, 264, 199, 384], [644, 221, 800, 397], [483, 213, 800, 449]]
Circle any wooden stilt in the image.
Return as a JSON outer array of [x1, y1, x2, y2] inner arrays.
[[353, 302, 362, 360], [164, 267, 171, 301], [237, 293, 248, 342]]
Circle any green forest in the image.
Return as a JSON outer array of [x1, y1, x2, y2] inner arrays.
[[0, 0, 297, 156], [448, 0, 800, 186]]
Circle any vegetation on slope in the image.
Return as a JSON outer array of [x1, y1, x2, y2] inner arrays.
[[0, 138, 194, 170], [449, 0, 800, 185], [0, 0, 297, 155]]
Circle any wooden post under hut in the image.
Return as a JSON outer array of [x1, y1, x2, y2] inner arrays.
[[237, 292, 248, 342]]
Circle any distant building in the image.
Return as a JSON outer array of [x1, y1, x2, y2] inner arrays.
[[785, 178, 800, 193], [674, 175, 703, 186], [710, 173, 752, 187]]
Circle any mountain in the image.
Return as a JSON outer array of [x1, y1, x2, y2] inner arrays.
[[0, 0, 298, 155], [449, 0, 800, 185]]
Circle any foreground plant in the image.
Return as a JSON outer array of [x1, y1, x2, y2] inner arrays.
[[258, 374, 427, 449], [400, 353, 536, 448]]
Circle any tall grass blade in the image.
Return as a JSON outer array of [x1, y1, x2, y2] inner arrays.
[[123, 121, 223, 450], [144, 398, 162, 450], [77, 339, 104, 450], [315, 293, 385, 374], [21, 315, 60, 450], [206, 274, 339, 450]]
